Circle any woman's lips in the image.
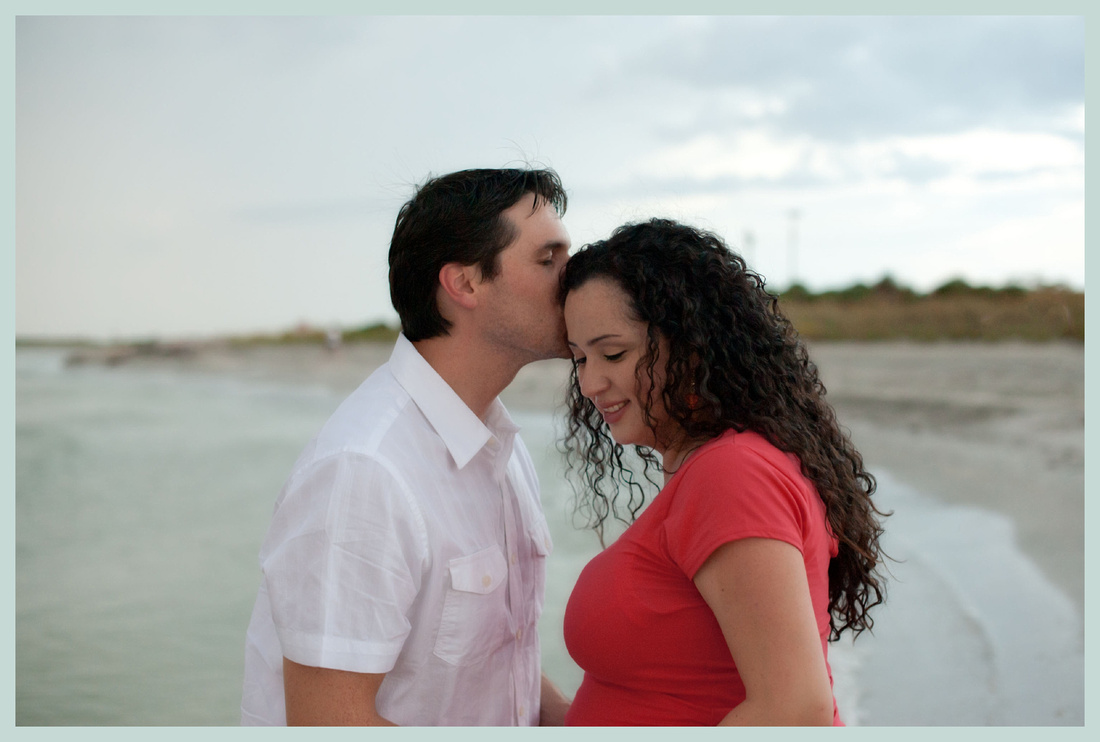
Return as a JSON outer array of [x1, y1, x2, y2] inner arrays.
[[599, 400, 628, 424]]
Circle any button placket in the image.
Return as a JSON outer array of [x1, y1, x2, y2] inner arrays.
[[490, 434, 523, 642], [496, 440, 530, 725]]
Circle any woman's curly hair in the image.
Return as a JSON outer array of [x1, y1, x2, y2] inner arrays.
[[560, 218, 888, 640]]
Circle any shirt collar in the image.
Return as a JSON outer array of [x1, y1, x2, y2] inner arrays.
[[389, 334, 519, 470]]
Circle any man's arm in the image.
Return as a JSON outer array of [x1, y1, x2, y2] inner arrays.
[[283, 657, 396, 726], [538, 672, 572, 726]]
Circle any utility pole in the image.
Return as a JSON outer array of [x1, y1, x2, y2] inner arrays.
[[787, 209, 801, 288], [741, 229, 756, 268]]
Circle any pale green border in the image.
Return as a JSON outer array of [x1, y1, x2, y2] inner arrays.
[[3, 1, 1094, 14], [1084, 6, 1096, 736], [3, 10, 13, 734], [6, 3, 1090, 735]]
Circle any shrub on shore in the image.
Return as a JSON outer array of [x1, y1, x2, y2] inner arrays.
[[777, 279, 1083, 342]]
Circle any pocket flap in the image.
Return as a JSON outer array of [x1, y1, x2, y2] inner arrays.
[[448, 546, 508, 594], [529, 524, 554, 557]]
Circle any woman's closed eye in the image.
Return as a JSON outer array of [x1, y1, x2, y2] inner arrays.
[[571, 351, 626, 366]]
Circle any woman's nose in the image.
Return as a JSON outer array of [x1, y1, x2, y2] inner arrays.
[[578, 365, 608, 400]]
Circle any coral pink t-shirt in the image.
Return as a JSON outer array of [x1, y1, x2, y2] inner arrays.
[[563, 429, 842, 726]]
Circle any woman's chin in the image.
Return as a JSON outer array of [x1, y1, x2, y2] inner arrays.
[[608, 433, 630, 447], [606, 429, 636, 448], [607, 431, 657, 453]]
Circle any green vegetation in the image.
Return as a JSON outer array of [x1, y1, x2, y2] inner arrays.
[[225, 321, 400, 347], [341, 322, 401, 343], [776, 277, 1083, 342]]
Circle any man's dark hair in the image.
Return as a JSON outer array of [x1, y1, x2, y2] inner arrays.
[[388, 167, 568, 341]]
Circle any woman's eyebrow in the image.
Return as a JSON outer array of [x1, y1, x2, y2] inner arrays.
[[567, 333, 624, 348]]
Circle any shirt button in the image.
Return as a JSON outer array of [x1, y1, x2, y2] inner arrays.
[[519, 706, 525, 717], [515, 628, 523, 641], [510, 553, 517, 565], [482, 574, 492, 588]]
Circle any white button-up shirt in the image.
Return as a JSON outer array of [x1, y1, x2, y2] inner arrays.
[[241, 334, 553, 725]]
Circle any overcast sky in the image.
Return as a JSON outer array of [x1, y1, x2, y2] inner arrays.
[[15, 15, 1084, 341]]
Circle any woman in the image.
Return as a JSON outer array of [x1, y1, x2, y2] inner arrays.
[[560, 219, 887, 726]]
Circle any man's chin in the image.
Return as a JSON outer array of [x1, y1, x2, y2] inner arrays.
[[551, 329, 571, 359], [532, 347, 572, 363], [527, 345, 571, 363], [549, 337, 572, 360], [527, 332, 570, 361]]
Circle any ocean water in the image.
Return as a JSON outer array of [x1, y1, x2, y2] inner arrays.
[[14, 348, 1084, 725]]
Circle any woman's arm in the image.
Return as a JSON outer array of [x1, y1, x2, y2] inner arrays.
[[693, 537, 835, 726], [539, 672, 572, 726]]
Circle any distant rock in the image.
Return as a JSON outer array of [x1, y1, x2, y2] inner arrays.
[[65, 341, 199, 367]]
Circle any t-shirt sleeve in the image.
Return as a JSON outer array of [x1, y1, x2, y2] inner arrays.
[[662, 442, 808, 579], [260, 452, 429, 675]]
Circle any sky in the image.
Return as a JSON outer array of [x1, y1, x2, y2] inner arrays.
[[15, 14, 1085, 341]]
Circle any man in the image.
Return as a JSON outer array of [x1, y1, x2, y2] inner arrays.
[[240, 168, 573, 725]]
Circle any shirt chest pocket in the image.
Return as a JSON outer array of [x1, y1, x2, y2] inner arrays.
[[433, 546, 512, 666]]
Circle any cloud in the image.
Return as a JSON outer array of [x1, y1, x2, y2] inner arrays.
[[887, 129, 1083, 177], [627, 16, 1084, 142], [625, 124, 1082, 195]]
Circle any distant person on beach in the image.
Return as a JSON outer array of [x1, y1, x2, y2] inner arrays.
[[240, 168, 574, 725], [559, 219, 888, 725]]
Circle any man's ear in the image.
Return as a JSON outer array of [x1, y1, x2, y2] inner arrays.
[[438, 262, 480, 310]]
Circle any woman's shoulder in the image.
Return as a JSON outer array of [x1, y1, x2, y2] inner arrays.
[[683, 428, 799, 476]]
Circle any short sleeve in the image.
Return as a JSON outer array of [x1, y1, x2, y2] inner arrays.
[[259, 452, 429, 674], [662, 441, 808, 579]]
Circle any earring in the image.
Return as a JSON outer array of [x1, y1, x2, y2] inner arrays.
[[686, 378, 700, 410]]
